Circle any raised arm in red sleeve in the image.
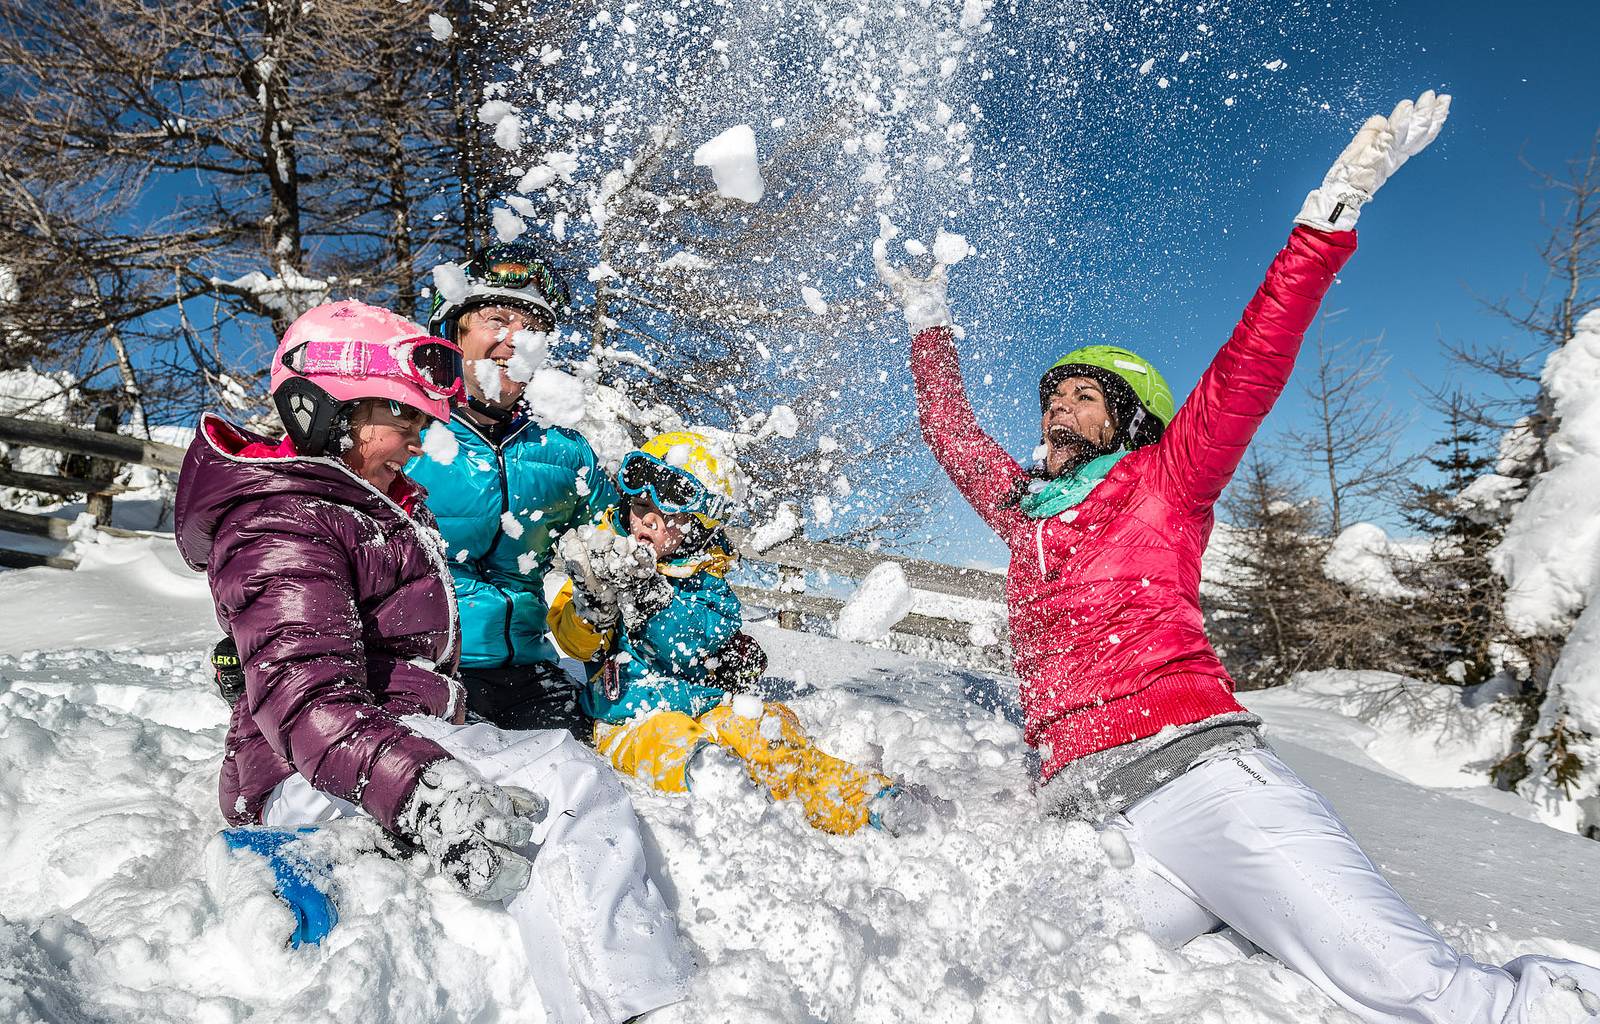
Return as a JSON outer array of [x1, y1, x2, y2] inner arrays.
[[910, 325, 1029, 539], [1151, 225, 1357, 513]]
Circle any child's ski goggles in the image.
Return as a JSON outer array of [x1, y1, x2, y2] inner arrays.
[[618, 450, 731, 525], [281, 337, 465, 402]]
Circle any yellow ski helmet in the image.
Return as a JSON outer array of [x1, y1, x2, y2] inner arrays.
[[619, 430, 746, 528]]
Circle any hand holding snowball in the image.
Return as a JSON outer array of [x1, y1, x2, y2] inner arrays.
[[581, 529, 674, 631], [875, 227, 970, 336]]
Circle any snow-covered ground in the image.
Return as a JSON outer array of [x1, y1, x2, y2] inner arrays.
[[3, 535, 1598, 1024]]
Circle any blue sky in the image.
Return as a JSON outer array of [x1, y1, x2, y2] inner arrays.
[[101, 0, 1597, 570], [896, 0, 1600, 568]]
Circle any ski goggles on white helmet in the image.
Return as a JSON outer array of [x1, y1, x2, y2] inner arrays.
[[479, 248, 569, 305], [280, 337, 465, 403], [617, 451, 732, 525]]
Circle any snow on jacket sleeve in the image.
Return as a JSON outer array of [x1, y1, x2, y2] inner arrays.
[[212, 500, 450, 830], [633, 573, 741, 678], [911, 325, 1028, 538], [1152, 226, 1357, 512]]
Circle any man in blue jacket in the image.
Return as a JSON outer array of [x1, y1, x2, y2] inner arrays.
[[408, 243, 618, 733]]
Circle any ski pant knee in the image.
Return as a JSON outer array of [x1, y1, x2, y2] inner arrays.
[[594, 711, 708, 792], [1106, 747, 1586, 1024], [593, 701, 892, 834], [698, 701, 891, 835]]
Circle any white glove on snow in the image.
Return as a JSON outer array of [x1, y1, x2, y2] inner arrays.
[[1295, 90, 1451, 232], [874, 239, 952, 336], [557, 528, 620, 630], [869, 781, 953, 837], [397, 760, 547, 902], [581, 529, 674, 631]]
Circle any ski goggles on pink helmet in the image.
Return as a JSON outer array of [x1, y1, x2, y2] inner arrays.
[[271, 301, 464, 422]]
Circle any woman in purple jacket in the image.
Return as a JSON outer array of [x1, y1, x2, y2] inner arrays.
[[175, 300, 689, 1024]]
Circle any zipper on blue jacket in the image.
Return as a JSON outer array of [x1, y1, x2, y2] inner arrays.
[[462, 416, 535, 670]]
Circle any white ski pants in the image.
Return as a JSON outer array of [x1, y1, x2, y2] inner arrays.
[[1103, 747, 1600, 1023], [264, 719, 693, 1024]]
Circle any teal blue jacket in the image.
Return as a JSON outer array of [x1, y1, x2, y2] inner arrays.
[[407, 415, 618, 670], [581, 564, 742, 723], [550, 527, 743, 723]]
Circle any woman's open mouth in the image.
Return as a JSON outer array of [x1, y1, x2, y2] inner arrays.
[[1047, 425, 1080, 448]]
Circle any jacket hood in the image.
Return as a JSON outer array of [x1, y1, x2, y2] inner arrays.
[[175, 414, 424, 573]]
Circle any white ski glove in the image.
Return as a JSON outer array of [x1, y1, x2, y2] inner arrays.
[[1295, 90, 1451, 232], [582, 529, 674, 631], [396, 759, 547, 902], [556, 527, 620, 630], [874, 238, 952, 336]]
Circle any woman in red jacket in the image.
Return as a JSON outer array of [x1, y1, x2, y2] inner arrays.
[[881, 92, 1600, 1022]]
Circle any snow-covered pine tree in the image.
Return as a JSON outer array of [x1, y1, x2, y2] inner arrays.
[[1490, 311, 1600, 834], [1208, 454, 1333, 689], [1433, 132, 1600, 824], [1396, 392, 1517, 689]]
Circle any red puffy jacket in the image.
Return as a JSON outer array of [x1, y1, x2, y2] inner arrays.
[[913, 226, 1356, 782]]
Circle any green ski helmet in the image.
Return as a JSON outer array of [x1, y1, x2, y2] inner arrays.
[[1039, 345, 1175, 450]]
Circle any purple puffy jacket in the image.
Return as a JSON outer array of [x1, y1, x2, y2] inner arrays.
[[176, 415, 464, 829]]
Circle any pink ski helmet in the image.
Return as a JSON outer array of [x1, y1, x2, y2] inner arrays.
[[270, 300, 464, 456]]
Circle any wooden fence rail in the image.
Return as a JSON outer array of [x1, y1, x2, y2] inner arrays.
[[0, 414, 185, 474], [0, 416, 1009, 657]]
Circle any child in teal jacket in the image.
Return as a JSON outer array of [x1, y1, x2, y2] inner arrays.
[[549, 431, 928, 836]]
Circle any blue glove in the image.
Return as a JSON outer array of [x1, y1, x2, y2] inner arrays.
[[221, 826, 338, 948]]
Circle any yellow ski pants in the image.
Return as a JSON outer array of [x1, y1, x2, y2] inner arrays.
[[593, 702, 892, 835]]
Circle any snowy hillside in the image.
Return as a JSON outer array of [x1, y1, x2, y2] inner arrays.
[[3, 534, 1598, 1024]]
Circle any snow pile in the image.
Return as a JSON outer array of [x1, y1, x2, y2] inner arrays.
[[2, 543, 1599, 1022], [692, 124, 765, 203], [1322, 523, 1417, 600], [835, 562, 915, 643], [9, 540, 1600, 1017], [1492, 311, 1600, 833]]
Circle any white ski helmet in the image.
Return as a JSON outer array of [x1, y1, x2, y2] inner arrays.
[[427, 242, 570, 341]]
